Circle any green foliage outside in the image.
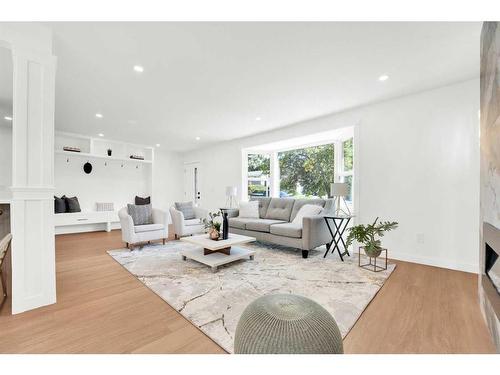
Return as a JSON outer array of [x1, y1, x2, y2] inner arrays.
[[343, 138, 353, 171], [278, 144, 335, 197], [248, 154, 270, 174]]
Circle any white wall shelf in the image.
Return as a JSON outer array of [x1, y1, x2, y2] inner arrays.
[[55, 150, 153, 164]]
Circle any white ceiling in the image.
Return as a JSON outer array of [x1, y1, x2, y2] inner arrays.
[[6, 22, 482, 150]]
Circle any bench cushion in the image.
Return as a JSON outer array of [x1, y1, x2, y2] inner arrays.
[[270, 222, 303, 238]]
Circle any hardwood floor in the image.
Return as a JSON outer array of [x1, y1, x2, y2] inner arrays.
[[0, 229, 495, 353]]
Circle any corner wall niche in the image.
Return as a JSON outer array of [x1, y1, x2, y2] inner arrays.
[[54, 132, 154, 234]]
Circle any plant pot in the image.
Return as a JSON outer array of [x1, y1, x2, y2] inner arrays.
[[362, 246, 382, 258], [209, 229, 220, 240]]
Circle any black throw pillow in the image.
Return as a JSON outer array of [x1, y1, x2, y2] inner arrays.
[[54, 196, 66, 214], [65, 196, 81, 213], [135, 196, 151, 205]]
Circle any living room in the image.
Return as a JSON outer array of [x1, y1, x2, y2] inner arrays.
[[0, 1, 499, 372]]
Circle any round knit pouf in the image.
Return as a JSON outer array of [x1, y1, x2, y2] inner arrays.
[[234, 294, 343, 354]]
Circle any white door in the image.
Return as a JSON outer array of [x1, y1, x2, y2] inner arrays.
[[184, 162, 202, 206]]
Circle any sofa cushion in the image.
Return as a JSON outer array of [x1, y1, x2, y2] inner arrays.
[[290, 199, 325, 222], [134, 223, 165, 233], [228, 217, 248, 229], [128, 203, 153, 225], [245, 219, 286, 233], [184, 218, 202, 227], [264, 198, 295, 221], [270, 222, 303, 238], [174, 201, 195, 220], [250, 197, 272, 218]]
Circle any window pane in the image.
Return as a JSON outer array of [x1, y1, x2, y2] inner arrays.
[[278, 144, 334, 199], [343, 138, 353, 171], [248, 154, 270, 199], [341, 175, 353, 202]]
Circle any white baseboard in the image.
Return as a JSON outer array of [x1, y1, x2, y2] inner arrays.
[[388, 250, 479, 274]]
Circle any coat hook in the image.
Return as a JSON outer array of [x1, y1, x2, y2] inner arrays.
[[136, 165, 138, 169], [104, 161, 107, 166], [121, 164, 124, 168], [66, 158, 69, 163]]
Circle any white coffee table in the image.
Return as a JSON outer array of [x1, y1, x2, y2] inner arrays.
[[180, 233, 256, 272]]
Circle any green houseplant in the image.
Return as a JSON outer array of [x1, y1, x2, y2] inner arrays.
[[203, 211, 222, 240], [346, 217, 398, 257]]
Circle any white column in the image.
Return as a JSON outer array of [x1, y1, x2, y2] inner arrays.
[[270, 152, 280, 198], [10, 48, 57, 314]]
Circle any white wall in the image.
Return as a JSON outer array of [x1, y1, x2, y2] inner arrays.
[[181, 79, 480, 273], [153, 148, 184, 218]]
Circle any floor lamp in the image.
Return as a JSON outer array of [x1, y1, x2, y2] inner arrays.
[[330, 182, 351, 216]]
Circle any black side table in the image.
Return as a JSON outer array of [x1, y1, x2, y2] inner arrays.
[[323, 215, 354, 261]]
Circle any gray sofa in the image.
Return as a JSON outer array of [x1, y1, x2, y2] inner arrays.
[[228, 197, 334, 258]]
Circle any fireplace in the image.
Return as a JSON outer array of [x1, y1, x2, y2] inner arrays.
[[483, 223, 500, 320]]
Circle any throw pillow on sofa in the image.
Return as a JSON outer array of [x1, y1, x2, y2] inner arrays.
[[64, 196, 81, 213], [292, 204, 323, 225], [239, 201, 260, 219], [127, 203, 153, 225], [174, 201, 196, 220]]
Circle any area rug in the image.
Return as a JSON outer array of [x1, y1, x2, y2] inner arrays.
[[108, 241, 395, 353]]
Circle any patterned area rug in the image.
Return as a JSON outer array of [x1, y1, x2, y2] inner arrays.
[[108, 241, 396, 353]]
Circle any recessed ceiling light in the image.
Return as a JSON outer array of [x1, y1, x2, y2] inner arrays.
[[133, 65, 144, 73], [4, 116, 12, 121], [255, 117, 262, 121], [98, 133, 104, 137], [156, 144, 160, 147], [95, 113, 103, 118], [378, 74, 389, 82], [195, 136, 201, 141]]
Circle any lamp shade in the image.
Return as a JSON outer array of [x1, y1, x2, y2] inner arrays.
[[330, 182, 349, 197], [225, 186, 238, 197]]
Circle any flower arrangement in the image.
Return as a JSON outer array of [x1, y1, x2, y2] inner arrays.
[[203, 211, 222, 240]]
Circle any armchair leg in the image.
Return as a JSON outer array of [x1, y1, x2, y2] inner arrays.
[[162, 238, 166, 245], [302, 250, 309, 259], [126, 242, 129, 249]]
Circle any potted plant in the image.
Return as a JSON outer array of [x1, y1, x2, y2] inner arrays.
[[346, 217, 398, 257], [203, 211, 222, 240]]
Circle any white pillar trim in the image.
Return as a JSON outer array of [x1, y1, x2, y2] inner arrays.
[[7, 36, 57, 314]]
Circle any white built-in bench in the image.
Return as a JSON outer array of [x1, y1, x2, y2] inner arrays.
[[54, 211, 120, 234]]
